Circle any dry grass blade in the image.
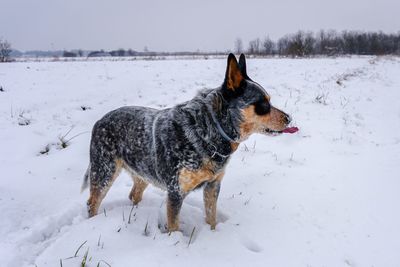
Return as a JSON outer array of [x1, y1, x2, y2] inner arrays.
[[128, 205, 135, 224], [99, 260, 112, 267], [143, 220, 149, 236], [74, 240, 87, 257], [187, 226, 196, 247]]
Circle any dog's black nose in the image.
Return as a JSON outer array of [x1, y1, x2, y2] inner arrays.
[[284, 113, 291, 125]]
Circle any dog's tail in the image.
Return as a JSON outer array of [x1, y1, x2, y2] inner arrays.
[[81, 164, 90, 193]]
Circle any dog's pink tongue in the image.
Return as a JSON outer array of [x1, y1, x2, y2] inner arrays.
[[282, 127, 299, 134]]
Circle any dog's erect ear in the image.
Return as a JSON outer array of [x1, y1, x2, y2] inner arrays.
[[224, 53, 243, 90], [238, 54, 248, 78]]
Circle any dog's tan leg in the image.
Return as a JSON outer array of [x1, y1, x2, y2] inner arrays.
[[87, 159, 123, 217], [129, 176, 148, 205], [203, 173, 224, 230], [87, 186, 105, 217], [88, 183, 118, 217], [167, 192, 183, 232]]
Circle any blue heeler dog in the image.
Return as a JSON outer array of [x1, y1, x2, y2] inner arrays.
[[81, 54, 298, 232]]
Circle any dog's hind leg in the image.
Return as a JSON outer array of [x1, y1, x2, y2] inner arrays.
[[203, 173, 223, 230], [129, 176, 148, 205], [87, 158, 123, 217]]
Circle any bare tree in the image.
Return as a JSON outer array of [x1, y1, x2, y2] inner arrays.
[[263, 36, 275, 55], [277, 35, 290, 55], [0, 38, 12, 62], [283, 31, 315, 57], [287, 31, 305, 57], [303, 31, 316, 55], [248, 38, 261, 55], [234, 38, 243, 54], [127, 49, 137, 56], [117, 48, 125, 57]]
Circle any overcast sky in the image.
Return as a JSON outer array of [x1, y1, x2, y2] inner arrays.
[[1, 0, 399, 52]]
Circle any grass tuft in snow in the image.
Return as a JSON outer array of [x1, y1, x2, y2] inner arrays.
[[336, 68, 365, 86], [58, 127, 74, 149], [314, 92, 329, 105], [80, 105, 91, 111], [39, 144, 51, 155], [17, 111, 31, 126], [80, 248, 89, 267], [57, 127, 89, 149]]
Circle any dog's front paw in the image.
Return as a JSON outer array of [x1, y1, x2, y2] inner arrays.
[[168, 227, 180, 233], [206, 219, 217, 230], [167, 222, 180, 233]]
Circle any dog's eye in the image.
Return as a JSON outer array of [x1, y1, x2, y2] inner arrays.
[[254, 99, 271, 115]]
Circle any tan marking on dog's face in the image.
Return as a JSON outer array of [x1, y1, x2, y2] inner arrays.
[[239, 105, 289, 140], [226, 57, 244, 90], [178, 161, 222, 193]]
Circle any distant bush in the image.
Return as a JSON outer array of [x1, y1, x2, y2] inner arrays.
[[63, 51, 77, 57], [88, 50, 112, 57], [0, 38, 12, 62]]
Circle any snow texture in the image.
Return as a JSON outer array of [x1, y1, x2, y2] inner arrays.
[[0, 56, 400, 267]]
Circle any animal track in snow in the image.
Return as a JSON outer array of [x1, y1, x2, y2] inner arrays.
[[240, 236, 263, 253]]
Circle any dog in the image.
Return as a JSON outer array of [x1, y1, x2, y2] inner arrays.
[[81, 53, 296, 232]]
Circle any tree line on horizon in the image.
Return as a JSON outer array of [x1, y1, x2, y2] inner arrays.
[[1, 30, 400, 62], [236, 30, 400, 57]]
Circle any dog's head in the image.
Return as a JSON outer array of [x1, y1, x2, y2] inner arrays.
[[220, 53, 294, 141]]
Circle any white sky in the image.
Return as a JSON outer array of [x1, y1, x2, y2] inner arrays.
[[1, 0, 399, 52]]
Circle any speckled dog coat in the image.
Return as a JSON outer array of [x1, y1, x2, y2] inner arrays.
[[82, 54, 291, 231]]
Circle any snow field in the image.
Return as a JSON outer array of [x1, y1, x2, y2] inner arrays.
[[0, 56, 400, 266]]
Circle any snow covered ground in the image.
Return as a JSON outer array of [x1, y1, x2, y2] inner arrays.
[[1, 56, 400, 267]]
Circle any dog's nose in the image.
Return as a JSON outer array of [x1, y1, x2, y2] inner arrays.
[[284, 113, 291, 125]]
